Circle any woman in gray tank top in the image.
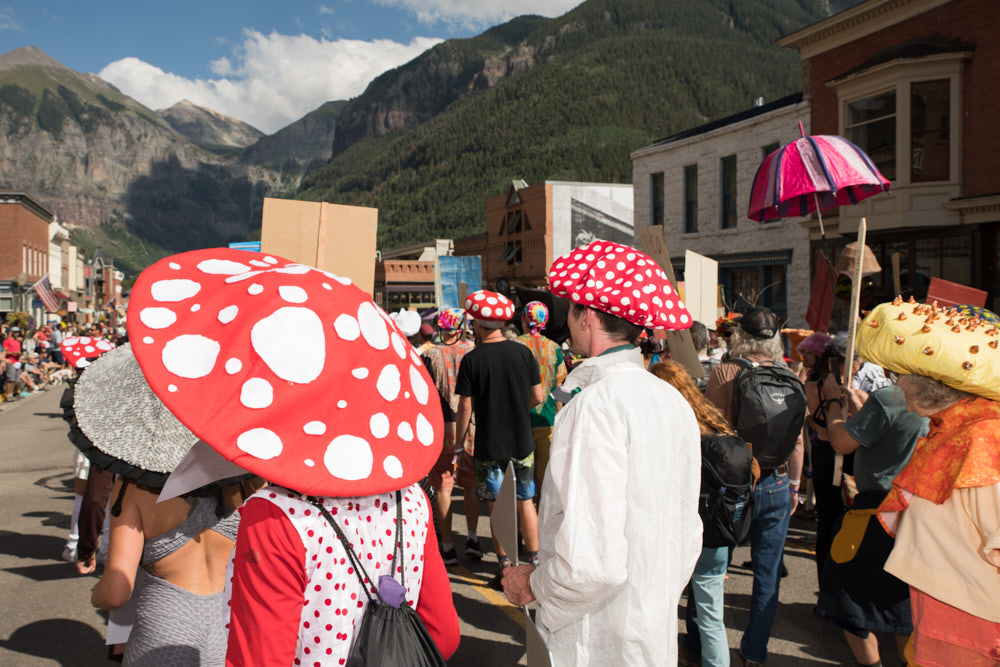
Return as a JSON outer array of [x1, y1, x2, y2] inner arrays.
[[90, 479, 260, 666], [67, 344, 261, 666]]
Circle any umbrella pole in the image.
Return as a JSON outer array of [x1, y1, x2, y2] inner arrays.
[[813, 193, 840, 285]]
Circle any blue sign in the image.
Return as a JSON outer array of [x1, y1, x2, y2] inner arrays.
[[436, 256, 482, 310], [228, 241, 262, 252]]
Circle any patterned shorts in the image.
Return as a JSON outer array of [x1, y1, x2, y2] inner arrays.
[[474, 453, 536, 502]]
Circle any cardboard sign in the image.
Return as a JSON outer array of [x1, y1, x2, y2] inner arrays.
[[435, 255, 482, 310], [490, 460, 518, 566], [260, 197, 377, 295], [526, 610, 553, 667], [106, 568, 144, 644], [926, 277, 987, 308], [684, 250, 718, 325], [636, 227, 704, 379]]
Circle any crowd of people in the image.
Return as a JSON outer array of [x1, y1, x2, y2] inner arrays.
[[1, 320, 126, 400], [21, 240, 999, 667]]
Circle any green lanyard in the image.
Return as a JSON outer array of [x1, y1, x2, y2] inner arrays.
[[599, 344, 636, 357]]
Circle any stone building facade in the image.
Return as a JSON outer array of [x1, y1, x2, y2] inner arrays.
[[631, 95, 812, 326]]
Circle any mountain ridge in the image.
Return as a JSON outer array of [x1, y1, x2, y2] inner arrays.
[[156, 99, 264, 153], [0, 0, 836, 277]]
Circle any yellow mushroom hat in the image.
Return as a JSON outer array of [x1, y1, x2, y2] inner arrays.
[[856, 297, 1000, 401]]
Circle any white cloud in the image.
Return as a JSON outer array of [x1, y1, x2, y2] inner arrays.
[[374, 0, 581, 29], [318, 4, 334, 15], [98, 29, 441, 134], [0, 6, 24, 31]]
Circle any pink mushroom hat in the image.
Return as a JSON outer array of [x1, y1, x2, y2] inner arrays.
[[126, 248, 444, 497], [61, 336, 115, 368], [464, 290, 514, 328], [548, 239, 693, 330]]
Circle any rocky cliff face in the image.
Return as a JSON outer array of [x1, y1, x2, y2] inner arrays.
[[0, 47, 211, 227], [331, 15, 548, 154], [239, 100, 345, 192], [0, 47, 343, 267], [157, 99, 264, 152]]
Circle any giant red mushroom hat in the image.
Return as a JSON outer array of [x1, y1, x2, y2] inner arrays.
[[126, 248, 443, 497], [548, 239, 693, 329], [61, 335, 116, 368]]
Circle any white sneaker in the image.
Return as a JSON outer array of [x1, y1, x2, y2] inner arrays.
[[62, 545, 77, 563]]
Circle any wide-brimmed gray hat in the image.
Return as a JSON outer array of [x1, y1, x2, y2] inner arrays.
[[70, 343, 198, 488]]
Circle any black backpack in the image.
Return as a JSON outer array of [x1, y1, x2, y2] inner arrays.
[[313, 491, 447, 667], [700, 433, 754, 548], [730, 358, 807, 467]]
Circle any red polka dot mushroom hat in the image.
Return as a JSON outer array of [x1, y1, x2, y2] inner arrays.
[[464, 290, 515, 328], [548, 239, 693, 329], [61, 336, 116, 369], [126, 248, 444, 497]]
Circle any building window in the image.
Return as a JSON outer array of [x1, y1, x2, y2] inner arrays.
[[510, 210, 523, 233], [762, 142, 780, 159], [720, 155, 737, 229], [720, 262, 789, 320], [911, 79, 950, 182], [684, 165, 698, 233], [846, 90, 897, 180], [651, 172, 665, 226]]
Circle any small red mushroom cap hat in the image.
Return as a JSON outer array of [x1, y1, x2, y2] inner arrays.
[[464, 290, 515, 327], [548, 239, 693, 330], [61, 336, 116, 368], [126, 248, 443, 497]]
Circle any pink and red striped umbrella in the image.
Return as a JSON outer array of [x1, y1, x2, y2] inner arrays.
[[748, 133, 891, 222]]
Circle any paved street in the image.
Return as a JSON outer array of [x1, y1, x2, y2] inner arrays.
[[1, 387, 876, 666]]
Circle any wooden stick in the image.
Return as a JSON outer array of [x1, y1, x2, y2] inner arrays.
[[834, 217, 868, 487], [892, 252, 902, 297]]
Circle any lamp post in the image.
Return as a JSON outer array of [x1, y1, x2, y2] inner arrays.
[[14, 272, 26, 314]]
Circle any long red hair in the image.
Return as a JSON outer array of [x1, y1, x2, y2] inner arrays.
[[649, 360, 732, 436]]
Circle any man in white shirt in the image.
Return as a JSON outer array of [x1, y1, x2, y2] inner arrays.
[[502, 240, 702, 666]]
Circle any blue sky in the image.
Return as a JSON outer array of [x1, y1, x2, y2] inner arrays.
[[0, 1, 581, 132]]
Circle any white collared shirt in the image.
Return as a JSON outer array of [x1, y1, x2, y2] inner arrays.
[[530, 347, 703, 666]]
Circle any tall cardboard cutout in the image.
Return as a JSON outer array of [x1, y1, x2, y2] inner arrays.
[[637, 227, 704, 379], [491, 462, 553, 667], [491, 461, 518, 566], [684, 250, 718, 326], [260, 197, 378, 295]]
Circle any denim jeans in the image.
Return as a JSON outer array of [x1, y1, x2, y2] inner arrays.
[[739, 472, 792, 663], [684, 546, 731, 666]]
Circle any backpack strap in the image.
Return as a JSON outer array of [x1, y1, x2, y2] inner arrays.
[[311, 490, 406, 606]]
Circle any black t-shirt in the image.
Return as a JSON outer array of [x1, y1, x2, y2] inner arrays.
[[455, 340, 541, 461]]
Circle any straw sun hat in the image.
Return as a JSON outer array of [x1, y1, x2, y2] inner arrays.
[[69, 343, 199, 488]]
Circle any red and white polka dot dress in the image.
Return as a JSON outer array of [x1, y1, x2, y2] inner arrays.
[[254, 484, 428, 665]]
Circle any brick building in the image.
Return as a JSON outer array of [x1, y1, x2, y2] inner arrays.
[[373, 260, 437, 310], [0, 192, 54, 314], [781, 0, 1000, 311], [631, 94, 812, 324], [470, 179, 633, 292]]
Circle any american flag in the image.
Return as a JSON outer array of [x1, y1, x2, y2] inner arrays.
[[32, 276, 60, 313]]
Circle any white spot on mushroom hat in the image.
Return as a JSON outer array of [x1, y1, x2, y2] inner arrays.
[[548, 240, 693, 330], [126, 248, 444, 497]]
